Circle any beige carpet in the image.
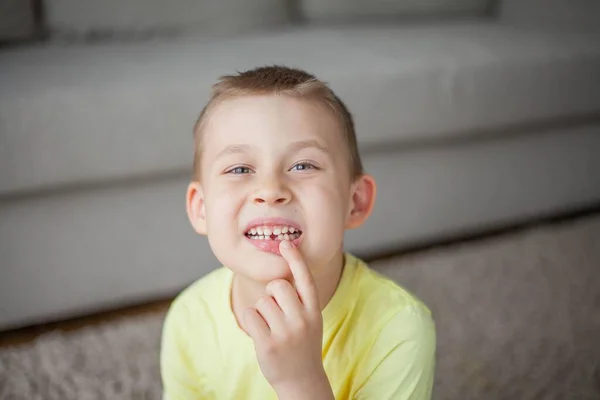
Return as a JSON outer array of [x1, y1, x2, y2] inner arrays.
[[1, 215, 599, 400]]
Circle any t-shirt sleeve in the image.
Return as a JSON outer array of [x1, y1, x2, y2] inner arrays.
[[355, 304, 436, 400], [160, 297, 208, 400]]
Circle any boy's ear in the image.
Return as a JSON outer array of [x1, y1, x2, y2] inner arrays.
[[186, 181, 207, 235], [346, 174, 377, 230]]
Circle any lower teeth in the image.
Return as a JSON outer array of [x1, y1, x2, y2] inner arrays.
[[247, 232, 301, 240]]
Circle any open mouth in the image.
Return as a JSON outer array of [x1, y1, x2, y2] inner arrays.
[[244, 225, 303, 241]]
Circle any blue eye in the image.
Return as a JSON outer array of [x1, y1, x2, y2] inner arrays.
[[227, 166, 252, 174], [291, 162, 317, 171]]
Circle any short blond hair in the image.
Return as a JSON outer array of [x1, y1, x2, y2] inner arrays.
[[192, 66, 363, 180]]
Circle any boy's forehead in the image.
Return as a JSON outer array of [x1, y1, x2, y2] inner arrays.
[[203, 95, 345, 151]]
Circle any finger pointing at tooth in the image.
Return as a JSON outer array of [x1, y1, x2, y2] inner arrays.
[[279, 240, 319, 312], [245, 239, 327, 394]]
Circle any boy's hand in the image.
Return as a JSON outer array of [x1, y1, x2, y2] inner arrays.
[[243, 241, 334, 400]]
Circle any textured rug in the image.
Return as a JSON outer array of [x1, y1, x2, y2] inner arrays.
[[1, 215, 599, 400]]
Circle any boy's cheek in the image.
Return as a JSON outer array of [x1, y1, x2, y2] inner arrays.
[[298, 179, 345, 201], [305, 186, 350, 223]]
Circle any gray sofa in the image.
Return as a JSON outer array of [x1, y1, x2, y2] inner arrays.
[[1, 0, 599, 331]]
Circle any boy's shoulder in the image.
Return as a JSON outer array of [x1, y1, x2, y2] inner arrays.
[[343, 253, 432, 321], [341, 254, 435, 352], [349, 254, 429, 304], [165, 266, 231, 324], [178, 266, 231, 301]]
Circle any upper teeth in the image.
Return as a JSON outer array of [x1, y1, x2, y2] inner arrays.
[[248, 225, 299, 236]]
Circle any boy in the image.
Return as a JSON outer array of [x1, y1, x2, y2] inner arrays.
[[161, 66, 436, 399]]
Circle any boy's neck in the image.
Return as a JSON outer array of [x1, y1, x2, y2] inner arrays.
[[231, 251, 345, 325]]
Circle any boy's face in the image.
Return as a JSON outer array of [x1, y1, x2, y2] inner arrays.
[[187, 95, 375, 284]]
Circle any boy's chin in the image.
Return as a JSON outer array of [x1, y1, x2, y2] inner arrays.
[[236, 251, 293, 284]]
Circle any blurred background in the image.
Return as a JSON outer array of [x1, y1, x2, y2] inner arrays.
[[1, 0, 599, 398]]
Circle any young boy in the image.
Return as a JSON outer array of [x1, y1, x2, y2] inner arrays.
[[161, 66, 436, 399]]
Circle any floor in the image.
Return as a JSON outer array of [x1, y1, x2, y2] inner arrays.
[[0, 298, 171, 349], [3, 211, 599, 400]]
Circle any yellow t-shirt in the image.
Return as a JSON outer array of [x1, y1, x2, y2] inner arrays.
[[161, 253, 436, 400]]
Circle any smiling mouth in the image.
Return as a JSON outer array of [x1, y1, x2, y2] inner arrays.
[[245, 225, 303, 241]]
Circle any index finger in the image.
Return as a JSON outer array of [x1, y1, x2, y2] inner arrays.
[[278, 240, 319, 311]]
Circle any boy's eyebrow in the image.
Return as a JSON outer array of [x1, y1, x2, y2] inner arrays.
[[216, 140, 329, 160], [215, 144, 252, 160], [287, 139, 329, 154]]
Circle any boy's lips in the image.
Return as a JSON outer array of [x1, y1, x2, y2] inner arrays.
[[244, 217, 302, 232], [243, 217, 303, 256]]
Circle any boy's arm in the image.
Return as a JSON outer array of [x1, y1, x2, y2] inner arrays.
[[355, 305, 436, 400], [272, 375, 335, 400], [242, 241, 334, 400], [160, 298, 208, 400]]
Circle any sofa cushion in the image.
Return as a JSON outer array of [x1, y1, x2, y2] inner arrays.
[[501, 0, 600, 33], [1, 21, 600, 195], [0, 0, 36, 41], [300, 0, 492, 22], [44, 0, 291, 38]]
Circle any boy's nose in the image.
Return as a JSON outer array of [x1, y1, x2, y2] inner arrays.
[[252, 182, 292, 206]]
